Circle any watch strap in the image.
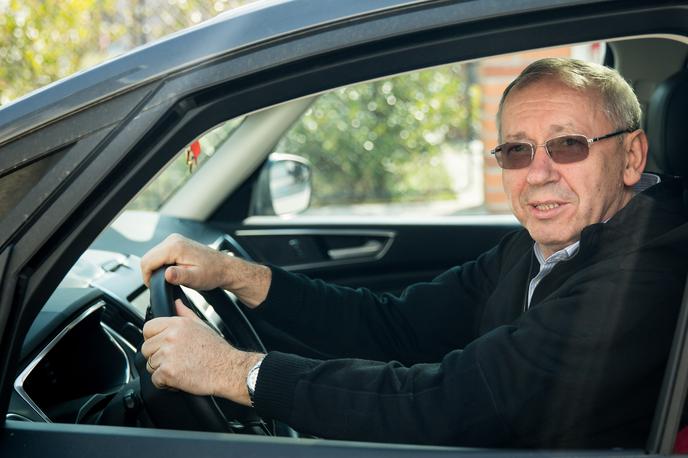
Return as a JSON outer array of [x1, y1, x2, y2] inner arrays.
[[246, 356, 264, 406]]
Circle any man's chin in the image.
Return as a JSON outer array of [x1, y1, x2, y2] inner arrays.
[[527, 227, 579, 252]]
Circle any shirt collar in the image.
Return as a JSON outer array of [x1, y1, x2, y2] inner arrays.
[[632, 172, 661, 194], [534, 240, 580, 266]]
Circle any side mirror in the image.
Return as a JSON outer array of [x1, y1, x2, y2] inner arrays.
[[250, 153, 312, 216]]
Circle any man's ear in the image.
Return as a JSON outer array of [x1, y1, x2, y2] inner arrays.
[[623, 129, 648, 187]]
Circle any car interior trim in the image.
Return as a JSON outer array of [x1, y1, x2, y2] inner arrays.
[[235, 229, 396, 270], [101, 322, 137, 355], [235, 228, 397, 238], [13, 303, 105, 423], [100, 324, 132, 384], [89, 282, 133, 315], [647, 279, 688, 453], [210, 234, 254, 260], [5, 413, 31, 422], [12, 301, 132, 424], [242, 215, 521, 226]]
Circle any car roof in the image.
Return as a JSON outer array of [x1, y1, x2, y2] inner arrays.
[[0, 0, 428, 143]]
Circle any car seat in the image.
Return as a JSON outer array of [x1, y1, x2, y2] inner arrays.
[[645, 65, 688, 454], [646, 67, 688, 177]]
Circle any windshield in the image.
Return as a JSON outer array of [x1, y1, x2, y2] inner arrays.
[[127, 116, 245, 211]]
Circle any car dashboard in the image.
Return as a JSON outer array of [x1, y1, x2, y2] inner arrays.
[[7, 218, 248, 427]]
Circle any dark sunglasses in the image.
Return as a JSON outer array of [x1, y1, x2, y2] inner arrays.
[[491, 129, 633, 170]]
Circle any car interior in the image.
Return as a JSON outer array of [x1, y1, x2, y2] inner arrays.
[[5, 27, 688, 453]]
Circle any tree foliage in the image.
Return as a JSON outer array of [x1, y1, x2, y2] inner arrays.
[[0, 0, 254, 106], [278, 64, 480, 206], [0, 0, 124, 104]]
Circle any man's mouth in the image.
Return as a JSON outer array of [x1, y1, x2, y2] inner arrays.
[[528, 201, 568, 218], [533, 202, 560, 211]]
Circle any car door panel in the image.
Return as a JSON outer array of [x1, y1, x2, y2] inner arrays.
[[0, 420, 653, 458], [227, 222, 519, 294], [234, 229, 395, 269]]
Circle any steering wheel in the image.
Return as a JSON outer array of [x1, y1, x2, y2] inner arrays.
[[136, 266, 283, 435]]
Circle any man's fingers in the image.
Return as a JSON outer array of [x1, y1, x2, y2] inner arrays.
[[140, 244, 172, 287], [146, 357, 156, 374], [175, 299, 197, 319], [140, 233, 187, 287], [141, 334, 156, 358], [151, 370, 168, 389], [142, 317, 172, 340], [141, 249, 172, 287], [140, 234, 230, 292], [167, 265, 209, 290], [165, 265, 188, 285]]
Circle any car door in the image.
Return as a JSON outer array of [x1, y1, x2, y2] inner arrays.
[[2, 1, 688, 457]]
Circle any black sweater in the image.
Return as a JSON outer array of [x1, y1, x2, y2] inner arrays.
[[247, 179, 688, 448]]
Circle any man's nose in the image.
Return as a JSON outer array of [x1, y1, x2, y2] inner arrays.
[[525, 145, 559, 185]]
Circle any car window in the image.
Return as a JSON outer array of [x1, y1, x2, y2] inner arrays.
[[265, 43, 605, 219], [127, 116, 245, 211]]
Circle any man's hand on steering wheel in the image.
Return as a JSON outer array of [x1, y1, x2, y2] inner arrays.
[[141, 299, 264, 407], [136, 237, 288, 434], [140, 233, 271, 308]]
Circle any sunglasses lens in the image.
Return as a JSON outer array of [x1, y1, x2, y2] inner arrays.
[[494, 135, 592, 169], [546, 135, 589, 163], [496, 142, 533, 169]]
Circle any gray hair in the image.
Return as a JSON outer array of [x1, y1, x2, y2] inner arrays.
[[497, 57, 641, 140]]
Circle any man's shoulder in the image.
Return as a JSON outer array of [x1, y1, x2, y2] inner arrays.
[[607, 175, 688, 240]]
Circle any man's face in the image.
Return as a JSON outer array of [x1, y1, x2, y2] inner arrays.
[[500, 79, 634, 258]]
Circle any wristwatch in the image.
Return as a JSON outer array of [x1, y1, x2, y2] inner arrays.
[[246, 356, 264, 406]]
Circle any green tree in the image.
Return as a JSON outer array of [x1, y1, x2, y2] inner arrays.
[[278, 64, 480, 207], [0, 0, 256, 106], [0, 0, 124, 105]]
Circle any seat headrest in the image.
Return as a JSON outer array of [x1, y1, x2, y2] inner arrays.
[[647, 68, 688, 177]]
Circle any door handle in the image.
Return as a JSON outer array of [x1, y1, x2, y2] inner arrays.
[[327, 240, 384, 260]]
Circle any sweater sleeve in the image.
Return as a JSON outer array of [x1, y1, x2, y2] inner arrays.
[[254, 345, 509, 446], [247, 238, 505, 365], [252, 263, 684, 447]]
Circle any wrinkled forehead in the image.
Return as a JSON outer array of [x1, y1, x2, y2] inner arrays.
[[498, 78, 608, 140]]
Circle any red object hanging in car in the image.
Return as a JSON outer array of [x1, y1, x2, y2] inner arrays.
[[190, 140, 201, 159]]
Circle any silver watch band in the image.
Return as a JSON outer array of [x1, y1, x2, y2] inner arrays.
[[246, 356, 264, 406]]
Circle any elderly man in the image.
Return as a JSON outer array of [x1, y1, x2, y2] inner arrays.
[[140, 58, 688, 448]]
